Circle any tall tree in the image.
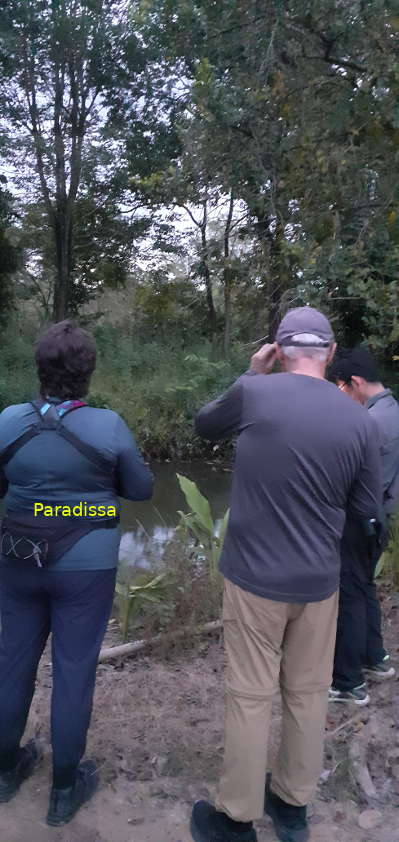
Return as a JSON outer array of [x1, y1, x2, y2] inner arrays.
[[0, 0, 145, 320], [132, 0, 399, 347]]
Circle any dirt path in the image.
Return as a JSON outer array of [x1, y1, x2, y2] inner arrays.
[[2, 595, 399, 842]]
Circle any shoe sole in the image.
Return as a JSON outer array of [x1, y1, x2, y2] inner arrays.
[[0, 745, 43, 803], [48, 815, 77, 827], [364, 668, 396, 681], [328, 695, 370, 706]]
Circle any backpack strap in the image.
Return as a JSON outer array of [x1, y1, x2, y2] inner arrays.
[[31, 398, 87, 425], [54, 399, 88, 419], [35, 399, 114, 473], [0, 425, 42, 466], [56, 426, 115, 474], [0, 400, 114, 475]]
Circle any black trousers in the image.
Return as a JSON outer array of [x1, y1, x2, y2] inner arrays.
[[0, 563, 116, 786], [333, 519, 385, 692]]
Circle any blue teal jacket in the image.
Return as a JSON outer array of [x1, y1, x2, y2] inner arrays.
[[0, 401, 154, 570]]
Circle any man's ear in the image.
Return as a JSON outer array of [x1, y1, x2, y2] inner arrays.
[[350, 375, 364, 391], [275, 345, 284, 363], [327, 342, 337, 365]]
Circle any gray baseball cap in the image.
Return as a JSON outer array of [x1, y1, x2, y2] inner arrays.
[[276, 306, 334, 347]]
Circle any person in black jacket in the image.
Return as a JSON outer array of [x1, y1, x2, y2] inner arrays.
[[329, 346, 398, 706]]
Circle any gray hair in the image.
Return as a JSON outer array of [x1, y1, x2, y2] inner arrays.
[[280, 332, 331, 362], [282, 346, 330, 362]]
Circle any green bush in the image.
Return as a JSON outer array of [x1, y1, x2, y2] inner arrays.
[[0, 321, 37, 409], [0, 318, 246, 458], [91, 326, 246, 457]]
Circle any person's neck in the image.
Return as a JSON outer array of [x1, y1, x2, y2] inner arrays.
[[362, 382, 385, 402], [283, 360, 327, 380]]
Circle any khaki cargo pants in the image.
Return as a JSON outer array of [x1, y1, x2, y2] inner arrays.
[[215, 579, 339, 822]]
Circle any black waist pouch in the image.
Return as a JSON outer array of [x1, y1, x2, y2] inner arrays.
[[1, 511, 119, 567]]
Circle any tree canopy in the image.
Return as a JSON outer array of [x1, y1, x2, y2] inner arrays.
[[0, 0, 398, 357]]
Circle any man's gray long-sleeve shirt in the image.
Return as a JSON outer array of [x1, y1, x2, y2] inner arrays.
[[196, 372, 382, 603], [365, 389, 399, 514]]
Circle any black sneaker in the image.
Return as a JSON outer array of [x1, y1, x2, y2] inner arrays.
[[328, 683, 370, 706], [364, 655, 396, 681], [46, 760, 99, 827], [0, 740, 42, 803], [190, 800, 257, 842], [265, 783, 309, 842]]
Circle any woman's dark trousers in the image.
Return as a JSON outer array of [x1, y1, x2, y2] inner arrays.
[[0, 564, 116, 787]]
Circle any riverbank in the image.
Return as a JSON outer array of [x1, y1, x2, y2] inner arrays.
[[3, 592, 399, 842]]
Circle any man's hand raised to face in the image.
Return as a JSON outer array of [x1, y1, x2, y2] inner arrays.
[[250, 342, 278, 375]]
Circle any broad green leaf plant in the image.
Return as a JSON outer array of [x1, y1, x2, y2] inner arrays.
[[115, 573, 166, 643], [176, 473, 229, 580]]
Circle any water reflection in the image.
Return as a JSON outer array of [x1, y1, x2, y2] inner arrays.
[[118, 462, 232, 567], [118, 523, 175, 570]]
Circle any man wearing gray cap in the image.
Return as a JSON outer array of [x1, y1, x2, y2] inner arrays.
[[190, 308, 382, 842]]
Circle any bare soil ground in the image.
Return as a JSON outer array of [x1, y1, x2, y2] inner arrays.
[[1, 593, 399, 842]]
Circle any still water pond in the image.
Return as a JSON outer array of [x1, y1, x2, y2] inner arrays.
[[118, 462, 232, 569]]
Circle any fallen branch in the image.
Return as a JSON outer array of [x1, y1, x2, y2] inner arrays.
[[99, 620, 223, 663], [348, 729, 377, 801]]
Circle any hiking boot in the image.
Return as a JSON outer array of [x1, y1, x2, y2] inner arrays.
[[46, 760, 99, 826], [264, 783, 309, 842], [190, 800, 257, 842], [364, 655, 396, 681], [0, 740, 42, 803], [328, 683, 370, 706]]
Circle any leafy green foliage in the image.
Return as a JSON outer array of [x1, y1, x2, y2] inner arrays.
[[0, 320, 37, 409], [176, 473, 229, 579], [2, 1, 399, 456], [0, 0, 149, 318], [115, 573, 166, 643], [126, 0, 399, 355], [90, 322, 246, 458], [0, 314, 246, 457], [0, 181, 21, 320]]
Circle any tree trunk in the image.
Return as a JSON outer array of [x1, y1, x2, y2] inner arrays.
[[200, 200, 217, 337], [266, 268, 283, 340], [224, 278, 232, 356], [256, 210, 287, 340], [21, 3, 88, 323], [223, 192, 235, 356], [52, 235, 69, 321], [269, 217, 288, 338], [52, 208, 73, 321], [202, 248, 217, 335]]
